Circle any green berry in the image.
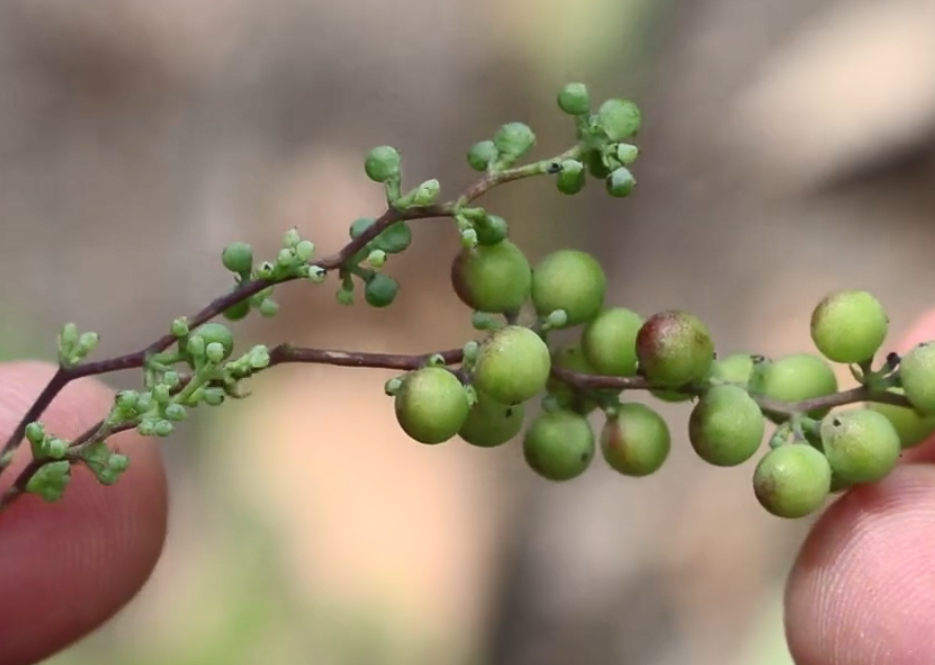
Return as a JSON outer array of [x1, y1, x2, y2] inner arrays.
[[600, 403, 670, 477], [616, 144, 639, 165], [688, 385, 765, 466], [545, 342, 601, 415], [450, 240, 531, 313], [223, 300, 251, 321], [474, 214, 509, 246], [26, 460, 72, 502], [373, 222, 413, 254], [581, 307, 644, 377], [605, 167, 636, 197], [523, 410, 595, 481], [530, 249, 606, 327], [898, 342, 935, 415], [819, 408, 901, 484], [349, 217, 375, 239], [221, 242, 253, 273], [493, 122, 536, 160], [584, 149, 612, 179], [364, 274, 399, 307], [597, 99, 641, 141], [394, 367, 470, 444], [747, 354, 838, 421], [810, 290, 888, 363], [868, 391, 935, 449], [635, 311, 715, 388], [467, 140, 498, 172], [364, 146, 401, 183], [556, 160, 586, 195], [458, 392, 525, 447], [193, 323, 234, 361], [710, 353, 756, 386], [472, 326, 551, 405], [557, 83, 590, 115], [753, 444, 831, 518], [258, 298, 279, 318]]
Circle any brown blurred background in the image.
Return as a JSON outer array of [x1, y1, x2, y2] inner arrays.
[[2, 0, 934, 663]]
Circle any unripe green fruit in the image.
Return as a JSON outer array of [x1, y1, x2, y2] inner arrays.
[[557, 83, 590, 115], [450, 240, 531, 313], [748, 354, 838, 421], [635, 311, 715, 388], [364, 146, 401, 183], [472, 326, 551, 405], [648, 388, 693, 403], [364, 274, 399, 307], [474, 214, 509, 246], [374, 222, 413, 254], [467, 140, 498, 172], [597, 99, 641, 141], [394, 368, 470, 444], [810, 290, 888, 363], [193, 323, 234, 360], [556, 160, 586, 195], [899, 342, 935, 415], [688, 385, 765, 466], [221, 242, 253, 273], [581, 307, 643, 377], [600, 403, 670, 477], [531, 249, 606, 326], [523, 410, 595, 481], [605, 167, 636, 198], [710, 353, 755, 386], [585, 149, 612, 179], [753, 444, 832, 519], [458, 392, 525, 447], [869, 391, 935, 449], [546, 342, 600, 415], [494, 122, 536, 160], [223, 300, 251, 321], [819, 408, 901, 484]]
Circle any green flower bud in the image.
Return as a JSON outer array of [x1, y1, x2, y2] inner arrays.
[[412, 179, 440, 206], [384, 377, 404, 396], [108, 453, 130, 473], [203, 388, 226, 406], [171, 318, 190, 338], [364, 146, 402, 183], [557, 83, 590, 115], [25, 422, 45, 446], [152, 384, 171, 404], [59, 323, 79, 352], [164, 404, 187, 421], [138, 420, 157, 437], [545, 309, 569, 329], [616, 144, 639, 165], [467, 140, 499, 172], [26, 460, 71, 502], [44, 437, 68, 459], [336, 286, 355, 306], [606, 167, 636, 198], [556, 159, 586, 195], [258, 298, 280, 318], [162, 372, 180, 389], [255, 261, 275, 280], [461, 228, 478, 248], [76, 332, 99, 356], [295, 240, 316, 262], [474, 214, 509, 246], [116, 390, 140, 412], [597, 99, 641, 141], [283, 228, 301, 248], [367, 249, 387, 269], [364, 274, 399, 308], [493, 122, 536, 161], [205, 342, 227, 363], [276, 248, 294, 268], [249, 345, 271, 369], [153, 420, 174, 437], [186, 335, 206, 357], [222, 242, 254, 273]]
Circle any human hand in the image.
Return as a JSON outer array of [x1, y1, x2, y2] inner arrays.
[[786, 308, 935, 664], [0, 362, 168, 665]]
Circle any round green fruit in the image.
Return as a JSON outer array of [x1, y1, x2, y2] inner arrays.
[[605, 167, 636, 198], [472, 326, 551, 405], [810, 290, 888, 363], [394, 367, 470, 444], [581, 307, 643, 377], [451, 240, 531, 313], [193, 323, 235, 360], [819, 408, 901, 485], [364, 274, 399, 307], [467, 140, 498, 172], [898, 342, 935, 415], [364, 146, 401, 183], [556, 160, 586, 195], [221, 242, 253, 274], [689, 385, 765, 466], [597, 99, 641, 141], [474, 214, 509, 246], [635, 311, 715, 388], [545, 342, 601, 415], [523, 410, 595, 481], [710, 353, 756, 386], [458, 392, 525, 447], [530, 249, 606, 327], [600, 403, 670, 477], [868, 391, 935, 449], [747, 354, 838, 421], [557, 83, 590, 115], [753, 444, 832, 519]]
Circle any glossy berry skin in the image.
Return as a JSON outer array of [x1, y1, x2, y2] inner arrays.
[[364, 274, 399, 307], [810, 290, 888, 363], [523, 410, 595, 481], [819, 408, 901, 484], [451, 240, 531, 314], [545, 342, 600, 415], [458, 392, 525, 448], [688, 385, 765, 467], [582, 307, 644, 377], [869, 392, 935, 449], [394, 367, 470, 444], [748, 354, 838, 422], [753, 444, 832, 519], [635, 311, 715, 388], [472, 326, 551, 405], [898, 342, 935, 415], [530, 250, 606, 327], [600, 403, 671, 477]]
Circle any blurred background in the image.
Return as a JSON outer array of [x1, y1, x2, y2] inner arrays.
[[2, 0, 935, 663]]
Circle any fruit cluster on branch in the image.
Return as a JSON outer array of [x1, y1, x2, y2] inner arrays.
[[1, 83, 934, 521]]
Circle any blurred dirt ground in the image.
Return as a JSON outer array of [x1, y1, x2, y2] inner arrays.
[[1, 1, 935, 664]]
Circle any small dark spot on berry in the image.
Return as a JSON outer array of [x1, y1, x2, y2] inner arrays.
[[832, 418, 841, 427], [505, 407, 514, 417], [580, 451, 589, 461], [547, 162, 562, 174]]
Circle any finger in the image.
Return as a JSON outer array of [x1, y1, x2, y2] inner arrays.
[[0, 362, 168, 665], [784, 309, 935, 665]]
